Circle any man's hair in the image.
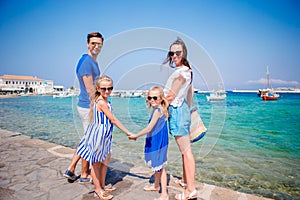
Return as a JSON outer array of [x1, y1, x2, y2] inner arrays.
[[87, 32, 104, 43]]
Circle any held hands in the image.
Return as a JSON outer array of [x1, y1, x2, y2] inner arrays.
[[126, 132, 137, 140], [128, 134, 138, 141], [126, 132, 133, 137]]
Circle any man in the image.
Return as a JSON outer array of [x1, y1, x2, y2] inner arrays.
[[64, 32, 104, 183]]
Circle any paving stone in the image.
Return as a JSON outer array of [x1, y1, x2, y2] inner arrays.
[[0, 129, 273, 200]]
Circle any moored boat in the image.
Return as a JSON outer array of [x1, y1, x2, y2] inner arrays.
[[260, 90, 280, 100], [206, 90, 226, 101], [53, 92, 77, 98], [258, 66, 279, 101]]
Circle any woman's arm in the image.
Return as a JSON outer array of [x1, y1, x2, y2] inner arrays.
[[166, 75, 186, 104], [97, 101, 131, 136], [128, 109, 161, 140], [186, 84, 194, 108]]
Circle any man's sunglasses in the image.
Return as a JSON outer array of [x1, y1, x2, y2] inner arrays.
[[90, 42, 103, 47]]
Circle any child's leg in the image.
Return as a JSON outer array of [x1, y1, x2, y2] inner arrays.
[[94, 155, 113, 199], [99, 153, 111, 189], [91, 162, 101, 193], [154, 170, 162, 189], [159, 167, 169, 199]]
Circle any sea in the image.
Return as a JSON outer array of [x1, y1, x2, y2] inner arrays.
[[0, 92, 299, 200]]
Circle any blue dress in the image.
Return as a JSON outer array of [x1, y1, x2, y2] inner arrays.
[[77, 100, 113, 165], [144, 108, 169, 172]]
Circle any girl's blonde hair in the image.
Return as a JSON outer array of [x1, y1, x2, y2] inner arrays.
[[147, 86, 169, 118], [89, 75, 113, 123]]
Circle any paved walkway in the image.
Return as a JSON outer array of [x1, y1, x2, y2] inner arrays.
[[0, 129, 273, 200]]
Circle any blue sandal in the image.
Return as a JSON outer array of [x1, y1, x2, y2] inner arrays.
[[79, 177, 91, 184], [63, 170, 78, 181]]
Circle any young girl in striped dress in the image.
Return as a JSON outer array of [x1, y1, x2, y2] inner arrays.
[[77, 75, 131, 200], [129, 86, 169, 200]]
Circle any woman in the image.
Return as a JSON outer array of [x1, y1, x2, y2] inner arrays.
[[163, 38, 197, 200]]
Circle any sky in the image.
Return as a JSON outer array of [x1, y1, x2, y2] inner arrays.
[[0, 0, 299, 90]]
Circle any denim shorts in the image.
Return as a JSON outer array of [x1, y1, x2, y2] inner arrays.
[[168, 102, 191, 137]]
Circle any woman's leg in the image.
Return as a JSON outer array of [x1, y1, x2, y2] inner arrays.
[[175, 136, 196, 194], [182, 155, 186, 184]]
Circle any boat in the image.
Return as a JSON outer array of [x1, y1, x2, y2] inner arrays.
[[258, 66, 279, 101], [120, 91, 144, 98], [53, 92, 77, 98], [260, 90, 280, 100], [206, 90, 226, 101]]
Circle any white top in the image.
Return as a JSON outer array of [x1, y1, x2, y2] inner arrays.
[[164, 66, 192, 107]]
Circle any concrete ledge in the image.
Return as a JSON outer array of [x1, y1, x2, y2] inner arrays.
[[0, 129, 273, 200]]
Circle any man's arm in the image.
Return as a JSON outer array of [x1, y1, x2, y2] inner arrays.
[[82, 75, 95, 99]]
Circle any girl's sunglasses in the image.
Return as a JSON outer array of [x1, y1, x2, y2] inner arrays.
[[100, 87, 113, 92], [168, 51, 182, 57], [147, 96, 159, 101]]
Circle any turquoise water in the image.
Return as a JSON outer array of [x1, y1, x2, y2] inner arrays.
[[0, 93, 299, 199]]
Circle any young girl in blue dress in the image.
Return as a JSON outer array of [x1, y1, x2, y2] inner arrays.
[[129, 86, 169, 200], [77, 75, 131, 200]]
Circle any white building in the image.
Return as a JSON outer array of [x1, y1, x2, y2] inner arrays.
[[0, 74, 54, 94]]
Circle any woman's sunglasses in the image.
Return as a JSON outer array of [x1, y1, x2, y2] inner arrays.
[[168, 51, 182, 57], [100, 87, 113, 92], [147, 96, 159, 101]]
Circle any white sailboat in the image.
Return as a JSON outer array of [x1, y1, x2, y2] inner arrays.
[[206, 90, 226, 101]]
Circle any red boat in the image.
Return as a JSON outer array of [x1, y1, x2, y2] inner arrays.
[[258, 66, 280, 101], [261, 92, 279, 100]]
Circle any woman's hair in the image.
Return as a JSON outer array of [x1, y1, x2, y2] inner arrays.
[[147, 86, 169, 118], [163, 38, 193, 83], [89, 75, 113, 122]]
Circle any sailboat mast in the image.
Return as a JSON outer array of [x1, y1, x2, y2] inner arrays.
[[266, 66, 270, 89]]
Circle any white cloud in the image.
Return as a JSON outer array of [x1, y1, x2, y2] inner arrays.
[[247, 78, 300, 86]]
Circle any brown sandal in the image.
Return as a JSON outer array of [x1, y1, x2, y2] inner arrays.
[[104, 184, 116, 192], [175, 190, 197, 200], [94, 190, 113, 199], [174, 179, 187, 188], [143, 184, 160, 191], [154, 195, 169, 200]]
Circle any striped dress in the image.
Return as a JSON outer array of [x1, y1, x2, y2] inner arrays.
[[77, 99, 113, 165]]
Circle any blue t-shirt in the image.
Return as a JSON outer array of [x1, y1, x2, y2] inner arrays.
[[76, 54, 100, 108]]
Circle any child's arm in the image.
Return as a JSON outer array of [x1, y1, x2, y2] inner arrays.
[[128, 109, 161, 140], [97, 100, 131, 136]]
